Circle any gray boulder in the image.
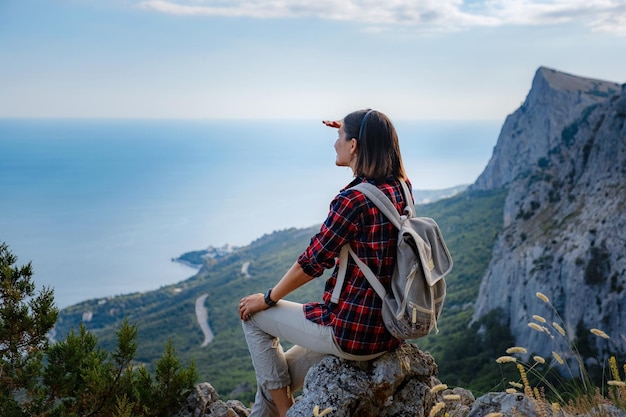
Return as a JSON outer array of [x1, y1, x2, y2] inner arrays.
[[172, 382, 249, 417], [466, 392, 626, 417], [173, 343, 445, 417], [467, 392, 541, 417], [286, 343, 443, 417]]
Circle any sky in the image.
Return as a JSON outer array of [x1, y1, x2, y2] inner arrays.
[[0, 0, 625, 121]]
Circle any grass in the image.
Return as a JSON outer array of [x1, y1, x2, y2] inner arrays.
[[491, 291, 626, 416]]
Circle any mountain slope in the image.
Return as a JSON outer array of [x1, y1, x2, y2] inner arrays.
[[471, 68, 626, 363], [54, 225, 327, 397]]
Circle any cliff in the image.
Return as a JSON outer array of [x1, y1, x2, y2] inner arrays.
[[471, 67, 626, 361], [472, 67, 621, 197]]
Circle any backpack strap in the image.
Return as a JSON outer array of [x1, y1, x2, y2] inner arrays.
[[350, 182, 404, 228], [330, 180, 413, 304], [331, 244, 388, 303], [399, 180, 415, 217]]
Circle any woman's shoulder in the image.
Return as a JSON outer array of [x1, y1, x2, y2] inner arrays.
[[330, 177, 371, 212], [344, 176, 413, 209], [338, 176, 410, 193]]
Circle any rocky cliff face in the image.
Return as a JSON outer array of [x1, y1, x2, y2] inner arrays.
[[473, 67, 621, 197], [471, 67, 626, 361]]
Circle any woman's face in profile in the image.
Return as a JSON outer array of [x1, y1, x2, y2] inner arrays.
[[334, 123, 356, 168]]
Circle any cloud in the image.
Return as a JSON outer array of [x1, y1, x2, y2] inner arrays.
[[482, 0, 626, 34], [137, 0, 626, 35]]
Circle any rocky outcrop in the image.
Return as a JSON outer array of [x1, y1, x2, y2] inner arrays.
[[173, 345, 626, 417], [286, 343, 441, 416], [172, 382, 249, 417], [467, 392, 541, 417], [173, 344, 445, 417], [468, 392, 626, 417], [471, 67, 626, 361], [173, 344, 626, 417]]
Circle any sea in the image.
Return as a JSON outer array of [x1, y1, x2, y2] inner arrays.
[[0, 118, 501, 308]]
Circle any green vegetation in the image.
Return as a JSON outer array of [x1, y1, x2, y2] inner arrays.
[[0, 243, 197, 417], [418, 187, 508, 308], [0, 242, 57, 416], [5, 185, 521, 402], [3, 185, 510, 408], [51, 187, 509, 402]]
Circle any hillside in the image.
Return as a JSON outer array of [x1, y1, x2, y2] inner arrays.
[[54, 225, 324, 398], [53, 186, 506, 400]]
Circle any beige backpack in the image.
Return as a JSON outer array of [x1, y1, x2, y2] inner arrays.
[[331, 180, 452, 339]]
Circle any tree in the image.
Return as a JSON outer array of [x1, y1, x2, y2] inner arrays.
[[1, 242, 198, 416], [134, 339, 198, 417], [0, 242, 58, 416]]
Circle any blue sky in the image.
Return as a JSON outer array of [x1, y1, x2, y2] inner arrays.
[[1, 0, 625, 120]]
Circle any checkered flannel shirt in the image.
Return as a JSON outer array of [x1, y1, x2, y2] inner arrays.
[[297, 176, 411, 356]]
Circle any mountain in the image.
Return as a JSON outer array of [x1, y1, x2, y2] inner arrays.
[[471, 67, 626, 362], [472, 67, 621, 193]]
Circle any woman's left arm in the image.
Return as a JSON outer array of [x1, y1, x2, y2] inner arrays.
[[239, 262, 313, 321], [239, 190, 361, 321]]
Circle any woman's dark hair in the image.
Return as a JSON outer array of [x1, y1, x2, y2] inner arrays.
[[343, 109, 407, 181]]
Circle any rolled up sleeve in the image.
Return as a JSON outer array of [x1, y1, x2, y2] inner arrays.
[[297, 192, 361, 278]]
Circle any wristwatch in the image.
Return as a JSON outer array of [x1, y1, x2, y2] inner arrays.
[[264, 288, 277, 307]]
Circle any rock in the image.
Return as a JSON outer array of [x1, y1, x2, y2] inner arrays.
[[171, 345, 448, 417], [467, 392, 626, 417], [587, 404, 626, 417], [614, 84, 626, 117], [173, 343, 626, 417], [444, 386, 475, 417], [467, 392, 542, 417], [172, 382, 249, 417], [286, 343, 442, 417]]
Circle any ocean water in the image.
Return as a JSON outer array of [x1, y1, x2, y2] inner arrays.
[[0, 118, 500, 308]]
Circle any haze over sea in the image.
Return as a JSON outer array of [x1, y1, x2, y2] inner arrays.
[[1, 119, 499, 308]]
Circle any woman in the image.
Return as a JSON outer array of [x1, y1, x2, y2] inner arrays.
[[239, 109, 412, 417]]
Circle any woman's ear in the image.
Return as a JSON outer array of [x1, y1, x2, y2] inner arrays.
[[350, 138, 358, 154]]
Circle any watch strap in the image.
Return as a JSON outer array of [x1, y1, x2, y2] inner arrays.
[[264, 288, 277, 307]]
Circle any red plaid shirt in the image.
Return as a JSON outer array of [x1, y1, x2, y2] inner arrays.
[[297, 176, 411, 355]]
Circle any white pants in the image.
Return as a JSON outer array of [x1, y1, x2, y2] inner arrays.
[[242, 300, 384, 417]]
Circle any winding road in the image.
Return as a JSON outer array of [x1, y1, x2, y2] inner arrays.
[[195, 293, 214, 347]]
